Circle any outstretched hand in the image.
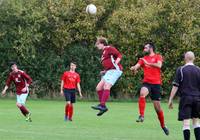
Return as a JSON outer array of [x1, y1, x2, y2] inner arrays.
[[130, 66, 138, 75]]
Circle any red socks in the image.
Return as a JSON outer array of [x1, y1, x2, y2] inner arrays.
[[138, 97, 146, 117], [68, 104, 73, 120], [19, 105, 29, 116], [157, 110, 165, 128], [65, 104, 69, 117], [100, 90, 110, 106], [65, 104, 73, 120], [97, 90, 103, 103]]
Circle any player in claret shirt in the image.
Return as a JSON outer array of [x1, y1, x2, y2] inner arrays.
[[1, 62, 32, 122], [60, 62, 82, 122], [91, 37, 123, 116], [130, 43, 169, 135]]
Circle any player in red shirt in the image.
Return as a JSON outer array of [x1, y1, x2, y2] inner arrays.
[[1, 62, 32, 122], [130, 43, 169, 135], [60, 62, 82, 121], [91, 37, 123, 116]]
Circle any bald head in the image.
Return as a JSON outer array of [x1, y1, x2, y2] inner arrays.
[[184, 51, 195, 62]]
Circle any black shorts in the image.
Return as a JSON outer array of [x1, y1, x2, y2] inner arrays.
[[142, 83, 161, 101], [63, 89, 76, 103], [178, 96, 200, 121]]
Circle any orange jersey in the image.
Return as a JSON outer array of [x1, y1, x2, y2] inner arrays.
[[138, 54, 163, 84], [61, 71, 80, 89]]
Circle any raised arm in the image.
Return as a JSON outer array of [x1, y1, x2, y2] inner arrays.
[[140, 58, 162, 68], [130, 63, 141, 75]]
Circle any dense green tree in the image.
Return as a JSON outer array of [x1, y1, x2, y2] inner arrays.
[[0, 0, 199, 99]]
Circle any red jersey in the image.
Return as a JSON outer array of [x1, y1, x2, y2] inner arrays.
[[6, 70, 32, 95], [101, 46, 123, 71], [138, 54, 163, 84], [61, 71, 80, 89]]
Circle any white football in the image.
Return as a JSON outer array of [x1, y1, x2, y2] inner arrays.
[[86, 4, 97, 15]]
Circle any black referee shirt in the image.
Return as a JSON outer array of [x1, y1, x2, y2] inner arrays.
[[173, 63, 200, 96]]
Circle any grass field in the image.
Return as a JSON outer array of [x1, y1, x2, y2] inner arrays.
[[0, 99, 194, 140]]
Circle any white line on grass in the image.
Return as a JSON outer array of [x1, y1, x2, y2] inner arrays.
[[0, 128, 69, 138]]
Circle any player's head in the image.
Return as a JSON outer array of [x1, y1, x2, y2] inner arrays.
[[95, 37, 108, 50], [184, 51, 195, 63], [9, 62, 18, 72], [143, 42, 155, 54], [70, 62, 77, 71]]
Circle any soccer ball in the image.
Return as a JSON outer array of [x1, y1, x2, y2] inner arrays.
[[86, 4, 97, 15]]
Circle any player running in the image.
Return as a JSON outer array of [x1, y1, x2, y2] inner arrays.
[[91, 37, 123, 116], [1, 62, 32, 122], [130, 43, 169, 135]]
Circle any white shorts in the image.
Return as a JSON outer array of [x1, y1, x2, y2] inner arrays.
[[17, 93, 28, 105], [102, 69, 122, 85]]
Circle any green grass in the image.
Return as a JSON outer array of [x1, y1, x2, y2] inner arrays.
[[0, 99, 194, 140]]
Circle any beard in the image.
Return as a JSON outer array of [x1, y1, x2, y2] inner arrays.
[[143, 51, 150, 55]]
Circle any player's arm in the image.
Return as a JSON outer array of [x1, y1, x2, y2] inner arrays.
[[130, 63, 141, 75], [21, 72, 32, 92], [140, 58, 162, 68], [1, 74, 12, 96], [60, 80, 64, 96], [168, 86, 178, 109], [168, 67, 181, 109], [77, 83, 83, 98], [1, 85, 9, 97], [111, 47, 122, 65], [22, 72, 32, 86]]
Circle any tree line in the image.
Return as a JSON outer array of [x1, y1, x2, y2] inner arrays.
[[0, 0, 200, 99]]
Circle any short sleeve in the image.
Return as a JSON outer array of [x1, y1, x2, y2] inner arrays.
[[76, 74, 81, 83], [157, 55, 163, 62], [61, 72, 66, 81], [110, 47, 122, 59], [138, 58, 144, 66], [172, 67, 182, 87]]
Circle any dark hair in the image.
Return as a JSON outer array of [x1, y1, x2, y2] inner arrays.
[[96, 37, 108, 46], [70, 61, 77, 65], [145, 42, 155, 51], [9, 61, 17, 67]]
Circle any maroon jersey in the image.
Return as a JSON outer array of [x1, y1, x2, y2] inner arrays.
[[101, 46, 123, 71], [6, 70, 32, 95]]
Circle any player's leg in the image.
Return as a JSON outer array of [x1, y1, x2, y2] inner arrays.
[[16, 94, 31, 121], [16, 94, 29, 116], [151, 84, 168, 135], [64, 89, 71, 121], [136, 85, 149, 122], [96, 82, 111, 116], [68, 91, 76, 121], [97, 70, 122, 116], [179, 96, 193, 139], [96, 79, 105, 104], [183, 119, 191, 140], [101, 82, 112, 107], [153, 101, 169, 135], [91, 79, 105, 110], [192, 118, 200, 140]]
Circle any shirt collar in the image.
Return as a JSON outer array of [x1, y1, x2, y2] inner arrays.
[[185, 62, 194, 66]]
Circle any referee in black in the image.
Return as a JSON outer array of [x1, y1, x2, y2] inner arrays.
[[168, 51, 200, 140]]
